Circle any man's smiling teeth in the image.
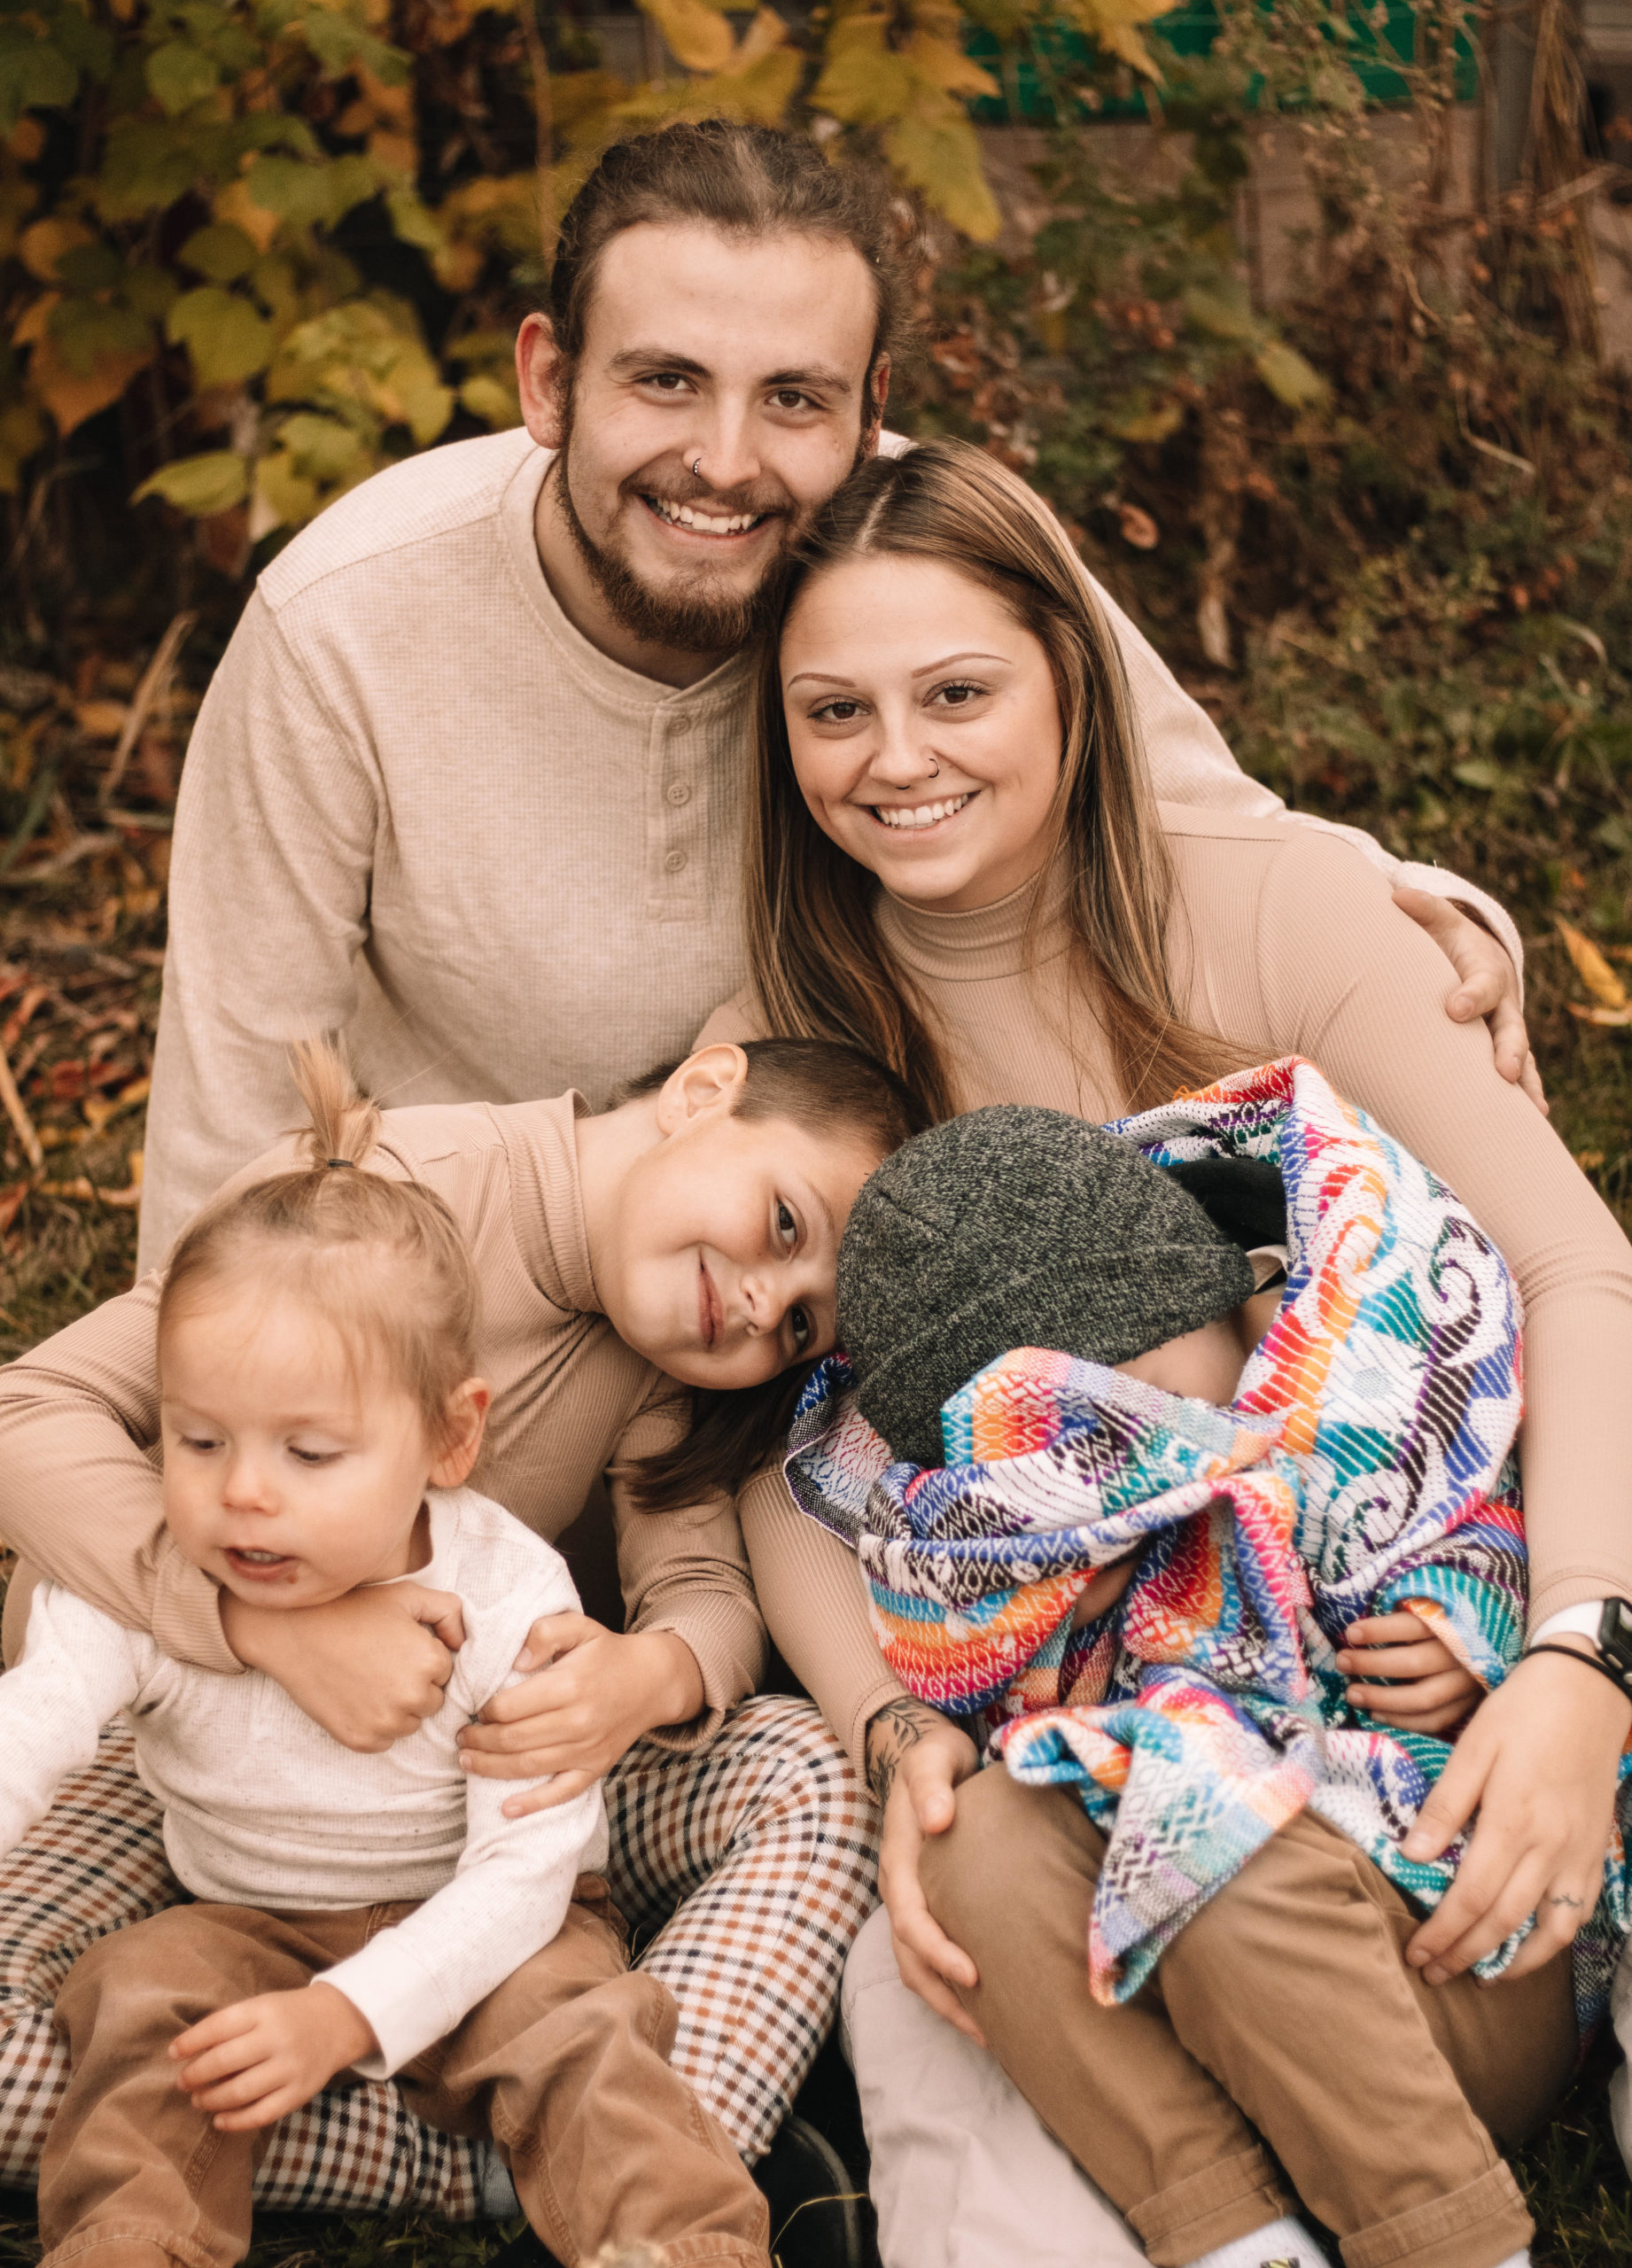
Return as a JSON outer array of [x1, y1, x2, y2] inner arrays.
[[873, 795, 972, 830], [650, 497, 764, 536]]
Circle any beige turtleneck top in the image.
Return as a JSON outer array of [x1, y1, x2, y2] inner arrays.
[[702, 804, 1632, 1773]]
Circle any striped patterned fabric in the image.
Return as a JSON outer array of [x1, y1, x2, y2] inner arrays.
[[786, 1058, 1632, 2028]]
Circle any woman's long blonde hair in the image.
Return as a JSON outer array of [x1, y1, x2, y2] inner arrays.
[[744, 439, 1239, 1120]]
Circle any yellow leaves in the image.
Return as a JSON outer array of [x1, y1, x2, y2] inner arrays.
[[1113, 400, 1185, 444], [1558, 921, 1632, 1027], [904, 28, 996, 97], [812, 7, 999, 238], [1255, 338, 1327, 410], [213, 179, 283, 256], [421, 174, 540, 292], [1060, 0, 1170, 78], [887, 113, 999, 240], [14, 292, 150, 436], [19, 217, 92, 283], [641, 0, 736, 74], [267, 299, 453, 450]]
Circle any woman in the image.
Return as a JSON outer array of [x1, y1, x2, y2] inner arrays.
[[703, 439, 1632, 2268]]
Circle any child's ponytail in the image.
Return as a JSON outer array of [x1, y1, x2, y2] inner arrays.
[[288, 1036, 383, 1175]]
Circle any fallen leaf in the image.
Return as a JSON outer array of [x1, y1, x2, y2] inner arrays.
[[74, 700, 130, 739], [1117, 501, 1159, 549], [1567, 1004, 1632, 1027], [1556, 919, 1628, 1009]]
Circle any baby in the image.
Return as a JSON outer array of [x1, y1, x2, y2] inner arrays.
[[788, 1060, 1593, 2268], [0, 1036, 920, 2268]]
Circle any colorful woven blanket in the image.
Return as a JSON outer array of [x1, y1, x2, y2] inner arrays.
[[786, 1058, 1631, 2023]]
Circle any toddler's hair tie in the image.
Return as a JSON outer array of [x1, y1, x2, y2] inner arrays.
[[324, 1157, 354, 1169]]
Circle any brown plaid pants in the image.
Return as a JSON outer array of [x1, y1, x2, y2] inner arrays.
[[0, 1697, 878, 2213]]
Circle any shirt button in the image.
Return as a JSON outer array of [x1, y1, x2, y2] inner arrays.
[[666, 781, 692, 806], [664, 849, 688, 874], [671, 715, 696, 735]]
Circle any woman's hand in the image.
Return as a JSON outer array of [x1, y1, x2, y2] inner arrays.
[[1401, 1643, 1628, 1984], [1337, 1610, 1481, 1734], [171, 1982, 376, 2131], [221, 1582, 466, 1751], [1391, 886, 1546, 1114], [866, 1697, 984, 2043], [456, 1615, 704, 1815]]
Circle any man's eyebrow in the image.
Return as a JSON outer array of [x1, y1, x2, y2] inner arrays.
[[606, 347, 854, 395]]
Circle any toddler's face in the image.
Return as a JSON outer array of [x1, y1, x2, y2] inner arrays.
[[595, 1111, 881, 1391], [159, 1283, 442, 1609]]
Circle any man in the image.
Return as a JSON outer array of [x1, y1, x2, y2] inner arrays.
[[120, 118, 1534, 2258]]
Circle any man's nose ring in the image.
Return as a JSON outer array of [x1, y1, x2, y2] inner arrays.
[[692, 458, 702, 478]]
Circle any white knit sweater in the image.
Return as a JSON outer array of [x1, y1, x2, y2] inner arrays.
[[0, 1487, 609, 2077]]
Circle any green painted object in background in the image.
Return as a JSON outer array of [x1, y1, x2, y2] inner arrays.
[[963, 1, 1478, 120]]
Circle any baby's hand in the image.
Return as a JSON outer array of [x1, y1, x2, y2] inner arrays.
[[170, 1983, 377, 2131], [1337, 1610, 1481, 1735]]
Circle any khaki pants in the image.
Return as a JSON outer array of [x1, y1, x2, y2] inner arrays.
[[920, 1767, 1578, 2268], [39, 1881, 772, 2268]]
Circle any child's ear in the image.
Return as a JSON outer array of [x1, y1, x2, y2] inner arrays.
[[656, 1044, 750, 1133], [430, 1377, 492, 1489]]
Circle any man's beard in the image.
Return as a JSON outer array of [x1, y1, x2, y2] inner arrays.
[[553, 411, 873, 657]]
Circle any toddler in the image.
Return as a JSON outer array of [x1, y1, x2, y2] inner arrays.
[[787, 1058, 1621, 2268], [0, 1042, 786, 2268]]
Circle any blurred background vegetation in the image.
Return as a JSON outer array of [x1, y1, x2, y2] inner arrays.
[[2, 0, 1632, 2251]]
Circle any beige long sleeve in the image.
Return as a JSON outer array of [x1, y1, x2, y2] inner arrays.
[[717, 807, 1632, 1771], [138, 428, 1519, 1270], [0, 1093, 765, 1738]]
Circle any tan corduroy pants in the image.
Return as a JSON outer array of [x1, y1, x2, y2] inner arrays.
[[38, 1880, 772, 2268], [920, 1767, 1577, 2268]]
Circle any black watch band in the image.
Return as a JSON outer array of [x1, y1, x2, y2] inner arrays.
[[1522, 1640, 1632, 1705]]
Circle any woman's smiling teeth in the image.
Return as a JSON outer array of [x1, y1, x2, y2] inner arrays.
[[648, 496, 765, 537], [871, 793, 973, 831]]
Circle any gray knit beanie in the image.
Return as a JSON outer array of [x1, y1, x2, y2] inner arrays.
[[836, 1105, 1259, 1466]]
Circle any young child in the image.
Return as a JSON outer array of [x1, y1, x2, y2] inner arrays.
[[786, 1057, 1627, 2268], [0, 1036, 914, 2268]]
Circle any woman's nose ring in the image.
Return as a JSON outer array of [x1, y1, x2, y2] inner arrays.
[[929, 757, 940, 778]]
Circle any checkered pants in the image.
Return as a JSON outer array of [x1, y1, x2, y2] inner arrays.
[[0, 1696, 877, 2212]]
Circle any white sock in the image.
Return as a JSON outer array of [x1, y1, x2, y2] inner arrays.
[[1186, 2217, 1336, 2268], [1491, 2255, 1531, 2267]]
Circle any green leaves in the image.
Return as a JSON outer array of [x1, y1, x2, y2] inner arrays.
[[167, 286, 275, 385], [179, 221, 260, 282], [0, 25, 78, 134], [1254, 338, 1328, 411], [145, 38, 220, 116], [134, 448, 250, 514]]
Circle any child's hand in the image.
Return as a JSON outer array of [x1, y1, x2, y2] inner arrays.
[[1337, 1611, 1481, 1733], [457, 1615, 704, 1814], [170, 1983, 377, 2131]]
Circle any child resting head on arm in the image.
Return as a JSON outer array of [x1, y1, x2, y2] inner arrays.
[[1, 1038, 799, 2268]]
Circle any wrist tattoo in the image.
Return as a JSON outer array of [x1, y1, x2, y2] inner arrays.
[[865, 1696, 941, 1806]]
